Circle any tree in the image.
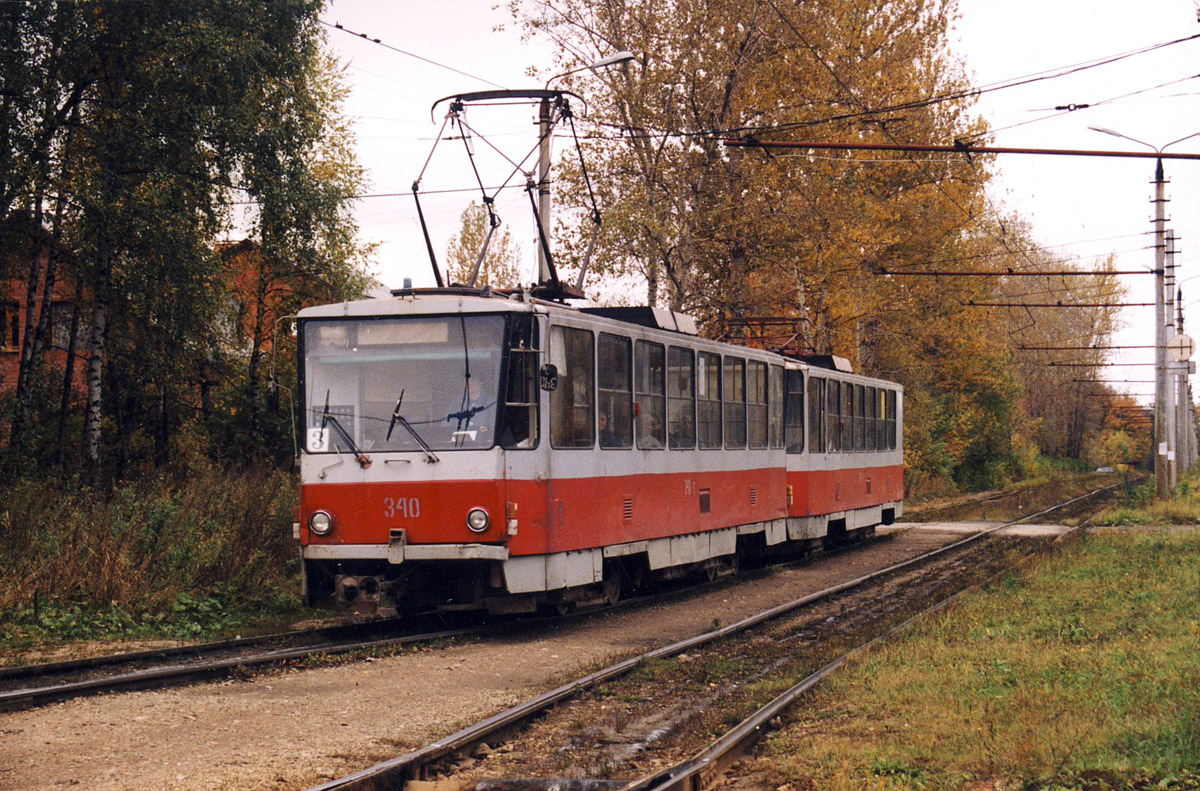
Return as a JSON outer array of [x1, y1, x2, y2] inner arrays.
[[514, 0, 1126, 490], [445, 201, 523, 289], [0, 1, 368, 480]]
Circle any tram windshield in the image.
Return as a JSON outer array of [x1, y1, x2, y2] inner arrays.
[[302, 315, 507, 453]]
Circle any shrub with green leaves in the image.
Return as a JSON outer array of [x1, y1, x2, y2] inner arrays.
[[0, 465, 301, 645]]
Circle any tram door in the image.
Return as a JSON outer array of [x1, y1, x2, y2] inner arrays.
[[543, 323, 596, 551]]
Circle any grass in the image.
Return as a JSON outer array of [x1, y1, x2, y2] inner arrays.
[[1093, 471, 1200, 526], [752, 530, 1200, 790]]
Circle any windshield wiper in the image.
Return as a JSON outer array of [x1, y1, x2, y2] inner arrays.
[[386, 390, 439, 463], [321, 391, 372, 468]]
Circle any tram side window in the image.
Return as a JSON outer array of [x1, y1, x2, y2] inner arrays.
[[785, 369, 805, 453], [876, 388, 887, 449], [550, 326, 595, 448], [840, 380, 853, 451], [808, 376, 824, 452], [598, 333, 633, 448], [825, 379, 840, 453], [668, 346, 696, 449], [635, 340, 666, 449], [769, 365, 785, 449], [697, 351, 722, 449], [854, 384, 866, 451], [501, 315, 538, 449], [886, 389, 898, 449], [864, 386, 876, 451], [723, 356, 746, 448], [747, 360, 768, 449]]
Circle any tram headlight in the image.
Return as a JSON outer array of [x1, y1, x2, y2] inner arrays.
[[308, 510, 334, 536], [465, 507, 490, 533]]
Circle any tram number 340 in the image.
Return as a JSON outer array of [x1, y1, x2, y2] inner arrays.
[[383, 497, 421, 519]]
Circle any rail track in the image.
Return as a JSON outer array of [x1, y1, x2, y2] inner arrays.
[[305, 482, 1120, 791], [0, 614, 482, 712], [1, 475, 1121, 720], [0, 527, 881, 712]]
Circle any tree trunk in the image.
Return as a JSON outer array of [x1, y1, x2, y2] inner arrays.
[[84, 230, 110, 483], [27, 112, 76, 393], [247, 235, 270, 444], [154, 383, 168, 467], [112, 364, 130, 478], [646, 257, 659, 306], [792, 267, 813, 352], [11, 196, 46, 450], [55, 275, 84, 468]]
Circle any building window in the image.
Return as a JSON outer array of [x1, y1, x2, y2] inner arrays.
[[2, 303, 20, 351], [51, 302, 77, 351]]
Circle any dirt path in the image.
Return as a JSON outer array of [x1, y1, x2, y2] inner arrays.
[[0, 529, 965, 791]]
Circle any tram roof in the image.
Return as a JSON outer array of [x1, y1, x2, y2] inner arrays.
[[296, 289, 900, 390]]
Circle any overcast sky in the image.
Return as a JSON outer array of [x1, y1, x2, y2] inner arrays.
[[318, 0, 1200, 400]]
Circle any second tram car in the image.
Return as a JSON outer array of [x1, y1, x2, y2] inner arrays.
[[295, 287, 903, 613]]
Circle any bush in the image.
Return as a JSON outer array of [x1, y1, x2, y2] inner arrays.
[[0, 464, 300, 640]]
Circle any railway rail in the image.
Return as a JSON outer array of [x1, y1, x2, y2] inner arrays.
[[305, 482, 1119, 791], [0, 615, 478, 712], [0, 527, 882, 712], [618, 507, 1108, 791]]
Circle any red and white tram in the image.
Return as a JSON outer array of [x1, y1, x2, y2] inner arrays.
[[295, 287, 903, 613]]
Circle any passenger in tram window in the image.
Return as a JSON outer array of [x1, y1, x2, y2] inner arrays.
[[598, 411, 619, 447], [670, 414, 694, 448], [448, 376, 494, 438], [638, 413, 664, 449]]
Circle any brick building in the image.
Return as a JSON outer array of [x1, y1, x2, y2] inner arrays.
[[1, 224, 84, 397]]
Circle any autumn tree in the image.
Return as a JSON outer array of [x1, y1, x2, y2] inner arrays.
[[516, 0, 1125, 490], [0, 1, 368, 480], [445, 201, 523, 289]]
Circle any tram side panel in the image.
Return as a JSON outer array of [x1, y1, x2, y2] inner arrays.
[[786, 373, 904, 537]]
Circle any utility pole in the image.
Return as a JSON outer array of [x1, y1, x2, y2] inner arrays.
[[1176, 278, 1190, 473], [536, 96, 553, 285], [1165, 222, 1178, 489], [538, 51, 634, 288], [1154, 159, 1169, 496]]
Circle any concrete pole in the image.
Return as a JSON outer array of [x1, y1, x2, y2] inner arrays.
[[1154, 158, 1169, 496], [1166, 228, 1177, 489], [536, 97, 552, 285], [1171, 230, 1186, 474], [1185, 381, 1195, 472]]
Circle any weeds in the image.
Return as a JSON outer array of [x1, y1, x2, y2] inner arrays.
[[1094, 469, 1200, 525], [750, 530, 1200, 790], [0, 464, 301, 648]]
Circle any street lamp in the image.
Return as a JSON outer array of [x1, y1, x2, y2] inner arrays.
[[535, 52, 636, 285], [545, 51, 636, 89], [1089, 126, 1200, 494]]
